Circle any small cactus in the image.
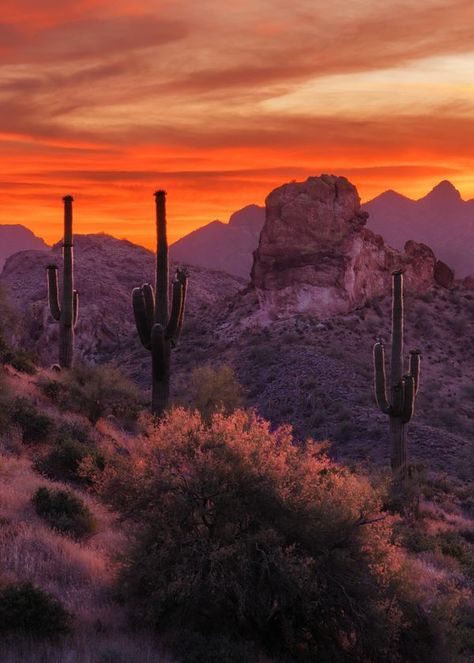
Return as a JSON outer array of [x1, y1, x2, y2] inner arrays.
[[47, 196, 79, 368], [373, 270, 421, 484], [132, 191, 188, 416]]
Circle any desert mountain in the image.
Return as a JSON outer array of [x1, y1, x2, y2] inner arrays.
[[170, 204, 264, 278], [363, 180, 474, 277], [1, 176, 472, 479], [0, 224, 49, 271]]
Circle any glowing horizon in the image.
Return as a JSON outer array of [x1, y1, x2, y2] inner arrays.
[[1, 0, 473, 248]]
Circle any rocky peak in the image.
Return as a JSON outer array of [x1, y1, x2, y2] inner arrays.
[[251, 175, 451, 319], [420, 180, 462, 204]]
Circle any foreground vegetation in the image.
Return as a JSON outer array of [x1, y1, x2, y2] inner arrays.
[[0, 357, 472, 662]]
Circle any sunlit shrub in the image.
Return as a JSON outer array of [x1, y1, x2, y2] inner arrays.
[[97, 408, 434, 662], [189, 364, 243, 419]]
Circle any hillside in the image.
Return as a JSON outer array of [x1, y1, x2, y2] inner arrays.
[[1, 223, 472, 481], [0, 225, 49, 272], [364, 181, 474, 278]]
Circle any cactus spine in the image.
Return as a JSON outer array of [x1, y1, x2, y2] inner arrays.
[[47, 196, 79, 368], [373, 270, 421, 484], [132, 191, 188, 416]]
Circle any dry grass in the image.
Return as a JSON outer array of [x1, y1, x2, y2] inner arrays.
[[0, 371, 171, 661]]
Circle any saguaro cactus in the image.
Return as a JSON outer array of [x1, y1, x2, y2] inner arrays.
[[47, 196, 79, 368], [132, 190, 188, 416], [373, 270, 421, 483]]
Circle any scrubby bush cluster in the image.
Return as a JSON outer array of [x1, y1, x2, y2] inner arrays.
[[39, 364, 143, 424], [35, 432, 104, 485], [10, 398, 54, 443], [96, 408, 435, 662], [32, 486, 97, 540], [0, 582, 71, 635]]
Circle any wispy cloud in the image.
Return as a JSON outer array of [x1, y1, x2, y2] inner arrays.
[[0, 0, 473, 243]]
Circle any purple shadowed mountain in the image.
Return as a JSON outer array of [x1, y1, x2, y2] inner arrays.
[[170, 204, 264, 278], [363, 181, 474, 278], [0, 225, 49, 272]]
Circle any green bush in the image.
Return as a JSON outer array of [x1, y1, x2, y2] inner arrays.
[[34, 436, 105, 485], [99, 409, 435, 662], [190, 364, 243, 419], [11, 398, 53, 443], [39, 364, 143, 424], [0, 582, 71, 634], [32, 486, 97, 539]]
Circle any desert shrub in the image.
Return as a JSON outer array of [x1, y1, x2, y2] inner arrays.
[[32, 486, 97, 539], [167, 629, 261, 663], [0, 582, 71, 634], [39, 364, 143, 424], [99, 409, 434, 662], [34, 436, 105, 485], [190, 364, 243, 419], [0, 336, 36, 373], [10, 398, 53, 443]]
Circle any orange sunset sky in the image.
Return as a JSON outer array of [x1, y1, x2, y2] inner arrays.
[[1, 0, 473, 247]]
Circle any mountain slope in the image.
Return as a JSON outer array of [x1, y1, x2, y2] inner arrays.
[[1, 231, 472, 480], [0, 225, 49, 272], [170, 204, 264, 279], [363, 180, 474, 277]]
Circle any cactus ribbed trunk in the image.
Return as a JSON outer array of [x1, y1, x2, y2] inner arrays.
[[60, 196, 74, 368], [373, 270, 421, 487], [47, 196, 79, 369], [132, 191, 188, 417], [389, 272, 407, 483]]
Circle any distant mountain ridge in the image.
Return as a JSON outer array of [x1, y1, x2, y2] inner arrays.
[[363, 180, 474, 278], [0, 224, 49, 272], [170, 204, 264, 278]]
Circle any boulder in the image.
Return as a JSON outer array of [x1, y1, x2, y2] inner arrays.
[[251, 175, 450, 318]]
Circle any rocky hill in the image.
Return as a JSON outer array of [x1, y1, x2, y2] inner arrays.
[[170, 204, 264, 278], [1, 176, 472, 482], [0, 224, 49, 271], [364, 180, 474, 278]]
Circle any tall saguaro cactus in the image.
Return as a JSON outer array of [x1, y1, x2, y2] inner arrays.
[[47, 195, 79, 368], [373, 271, 421, 484], [132, 191, 188, 416]]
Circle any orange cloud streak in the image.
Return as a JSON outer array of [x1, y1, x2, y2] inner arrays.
[[0, 0, 473, 247]]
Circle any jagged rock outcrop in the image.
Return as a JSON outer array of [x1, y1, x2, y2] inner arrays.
[[251, 175, 451, 318]]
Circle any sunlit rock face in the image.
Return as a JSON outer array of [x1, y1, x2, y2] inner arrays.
[[251, 174, 448, 318]]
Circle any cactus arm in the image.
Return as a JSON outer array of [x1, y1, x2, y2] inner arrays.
[[73, 290, 79, 327], [401, 375, 415, 423], [373, 342, 390, 414], [391, 270, 403, 386], [47, 265, 61, 321], [175, 270, 188, 340], [154, 190, 169, 325], [409, 350, 421, 394], [132, 287, 151, 350], [165, 276, 183, 343], [142, 283, 155, 333]]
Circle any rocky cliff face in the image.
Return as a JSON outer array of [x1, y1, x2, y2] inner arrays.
[[251, 175, 452, 318]]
